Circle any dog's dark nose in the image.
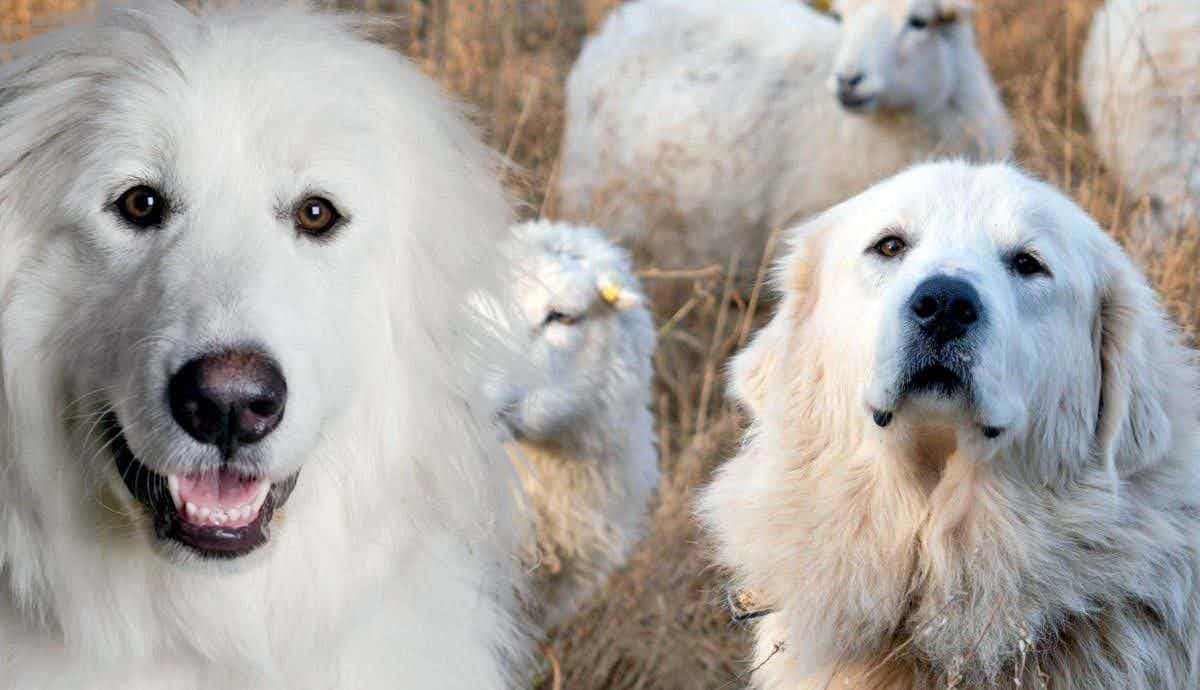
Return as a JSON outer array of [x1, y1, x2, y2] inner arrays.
[[907, 276, 983, 344], [168, 350, 287, 454]]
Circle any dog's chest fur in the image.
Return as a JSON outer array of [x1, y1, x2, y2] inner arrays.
[[740, 433, 1200, 689]]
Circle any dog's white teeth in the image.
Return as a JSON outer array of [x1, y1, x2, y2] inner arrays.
[[167, 474, 182, 509], [198, 507, 211, 520], [185, 502, 198, 518]]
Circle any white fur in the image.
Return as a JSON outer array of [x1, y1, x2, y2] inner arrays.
[[559, 0, 1012, 268], [700, 161, 1200, 688], [487, 221, 658, 630], [0, 4, 533, 688], [1082, 0, 1200, 237]]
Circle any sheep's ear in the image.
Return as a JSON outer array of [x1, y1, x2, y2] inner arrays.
[[805, 0, 834, 12], [729, 217, 829, 416], [1094, 253, 1186, 480], [935, 0, 974, 24], [597, 275, 642, 312]]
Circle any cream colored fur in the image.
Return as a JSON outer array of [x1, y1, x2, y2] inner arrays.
[[700, 161, 1200, 689]]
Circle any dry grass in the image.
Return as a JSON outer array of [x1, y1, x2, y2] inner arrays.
[[3, 2, 1198, 689]]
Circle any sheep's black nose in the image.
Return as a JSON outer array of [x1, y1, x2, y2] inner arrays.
[[907, 276, 983, 344], [168, 350, 287, 455], [837, 72, 865, 90], [836, 72, 871, 109]]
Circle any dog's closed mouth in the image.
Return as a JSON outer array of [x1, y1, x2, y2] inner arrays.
[[872, 364, 973, 427], [100, 411, 297, 559], [903, 364, 966, 398]]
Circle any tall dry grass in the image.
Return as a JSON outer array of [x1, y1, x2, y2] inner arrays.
[[3, 1, 1198, 689]]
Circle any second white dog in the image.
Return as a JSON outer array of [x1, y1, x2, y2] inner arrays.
[[701, 161, 1200, 688]]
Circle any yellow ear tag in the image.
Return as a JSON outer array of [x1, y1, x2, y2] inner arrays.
[[599, 277, 623, 306], [811, 0, 834, 13]]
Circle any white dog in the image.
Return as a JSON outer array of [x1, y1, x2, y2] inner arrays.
[[0, 4, 533, 689], [700, 161, 1200, 688]]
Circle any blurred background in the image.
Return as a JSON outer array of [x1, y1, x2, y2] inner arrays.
[[2, 1, 1196, 688]]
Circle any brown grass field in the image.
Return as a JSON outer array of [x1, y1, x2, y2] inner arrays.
[[3, 1, 1198, 688]]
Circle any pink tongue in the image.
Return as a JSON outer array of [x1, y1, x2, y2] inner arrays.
[[176, 470, 266, 528]]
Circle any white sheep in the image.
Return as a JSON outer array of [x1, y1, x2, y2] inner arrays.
[[1082, 0, 1200, 237], [559, 0, 1013, 269], [488, 220, 659, 630]]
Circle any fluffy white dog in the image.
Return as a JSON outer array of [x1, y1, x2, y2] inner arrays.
[[700, 161, 1200, 688], [0, 4, 533, 689]]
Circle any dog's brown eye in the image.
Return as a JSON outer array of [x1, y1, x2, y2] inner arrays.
[[115, 185, 166, 229], [872, 235, 908, 259], [1010, 252, 1049, 278], [295, 196, 341, 237]]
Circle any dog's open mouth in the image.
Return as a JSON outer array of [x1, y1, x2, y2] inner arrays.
[[100, 412, 297, 559]]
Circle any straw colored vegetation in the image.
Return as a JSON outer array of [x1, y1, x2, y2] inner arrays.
[[3, 1, 1198, 688]]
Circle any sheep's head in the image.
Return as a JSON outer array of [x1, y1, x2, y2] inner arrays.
[[821, 0, 975, 114], [498, 221, 652, 442]]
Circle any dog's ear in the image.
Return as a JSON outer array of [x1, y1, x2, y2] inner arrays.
[[729, 217, 830, 416], [1094, 253, 1188, 480], [0, 40, 102, 298], [730, 310, 786, 417]]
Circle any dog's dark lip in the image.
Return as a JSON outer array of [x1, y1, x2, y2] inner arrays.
[[901, 364, 967, 398], [100, 411, 298, 560], [872, 409, 894, 428]]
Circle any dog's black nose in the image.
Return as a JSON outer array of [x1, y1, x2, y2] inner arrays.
[[169, 350, 287, 454], [907, 276, 983, 344]]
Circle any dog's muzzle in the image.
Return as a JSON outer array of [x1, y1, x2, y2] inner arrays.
[[105, 349, 300, 560], [899, 275, 983, 400], [871, 275, 991, 430]]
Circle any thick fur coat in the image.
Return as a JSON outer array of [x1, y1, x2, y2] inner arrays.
[[700, 162, 1200, 689], [0, 4, 532, 688]]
